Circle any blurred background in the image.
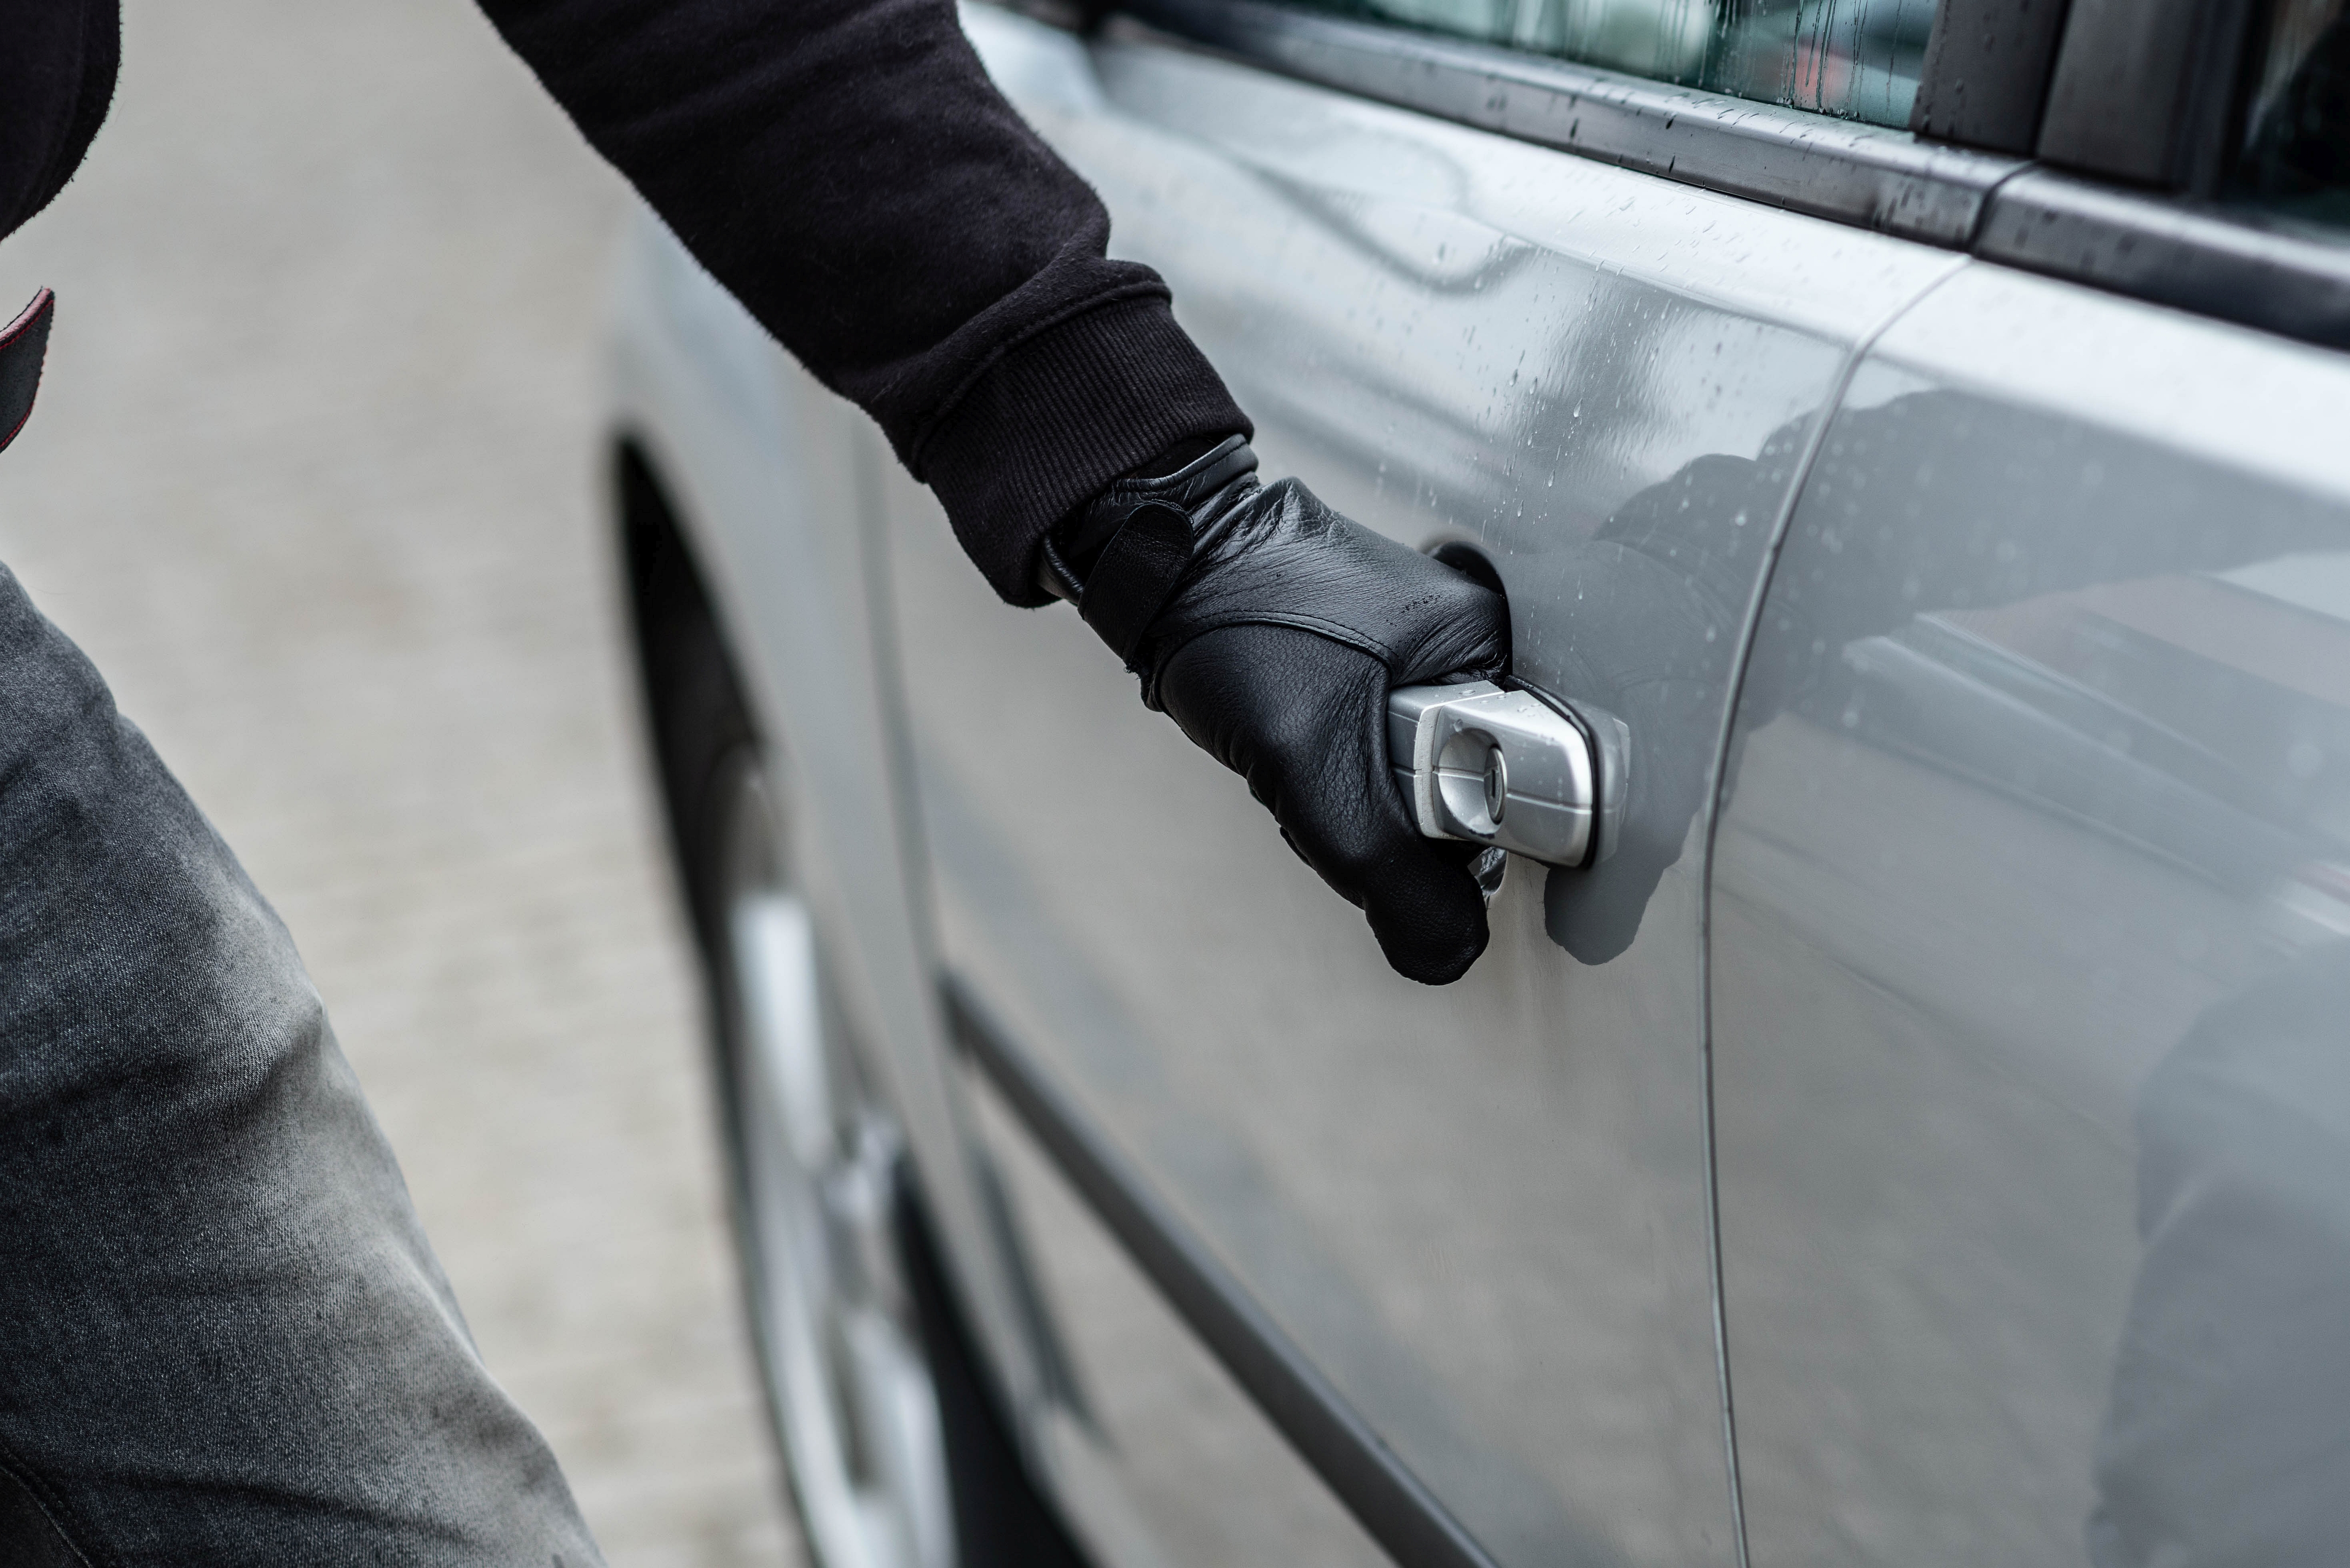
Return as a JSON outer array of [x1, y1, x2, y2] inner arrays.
[[0, 1, 802, 1562]]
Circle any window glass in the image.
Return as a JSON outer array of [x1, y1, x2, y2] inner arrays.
[[1294, 0, 1935, 127], [2232, 0, 2350, 225]]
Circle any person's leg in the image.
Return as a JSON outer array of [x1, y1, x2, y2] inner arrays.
[[0, 562, 604, 1567]]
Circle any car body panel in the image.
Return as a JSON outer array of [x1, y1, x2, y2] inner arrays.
[[875, 9, 1963, 1565], [611, 200, 1234, 1568], [603, 4, 2350, 1564], [604, 212, 1061, 1459], [1710, 264, 2350, 1565], [963, 1054, 1397, 1568]]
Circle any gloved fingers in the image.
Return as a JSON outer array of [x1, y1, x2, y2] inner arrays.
[[1362, 843, 1491, 984], [1142, 480, 1510, 705], [1158, 624, 1490, 984], [1307, 694, 1491, 985]]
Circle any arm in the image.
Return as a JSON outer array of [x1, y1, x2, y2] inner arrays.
[[474, 0, 1246, 604], [479, 0, 1506, 980]]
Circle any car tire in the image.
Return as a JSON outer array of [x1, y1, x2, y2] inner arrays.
[[614, 445, 1087, 1568]]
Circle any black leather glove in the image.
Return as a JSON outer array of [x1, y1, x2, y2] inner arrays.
[[1042, 437, 1507, 983]]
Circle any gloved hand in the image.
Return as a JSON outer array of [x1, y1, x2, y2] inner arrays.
[[1041, 437, 1506, 983]]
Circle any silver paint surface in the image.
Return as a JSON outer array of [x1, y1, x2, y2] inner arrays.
[[612, 4, 2350, 1561], [1711, 263, 2350, 1566], [606, 210, 1070, 1513], [882, 10, 1961, 1564]]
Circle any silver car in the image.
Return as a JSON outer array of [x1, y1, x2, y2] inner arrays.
[[603, 0, 2350, 1562]]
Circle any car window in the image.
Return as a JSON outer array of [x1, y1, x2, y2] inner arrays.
[[1288, 0, 1936, 126], [2232, 0, 2350, 226]]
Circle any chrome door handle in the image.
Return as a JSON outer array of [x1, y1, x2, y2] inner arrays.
[[1386, 682, 1618, 869]]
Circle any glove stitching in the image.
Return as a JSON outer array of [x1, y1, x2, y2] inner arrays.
[[1140, 612, 1396, 708]]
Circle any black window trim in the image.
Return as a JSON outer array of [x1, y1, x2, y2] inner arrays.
[[1982, 167, 2350, 346], [1111, 0, 2029, 245], [1911, 0, 2076, 153], [1092, 0, 2350, 352], [2035, 0, 2264, 193]]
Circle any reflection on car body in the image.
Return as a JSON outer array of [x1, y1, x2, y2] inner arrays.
[[604, 0, 2350, 1563]]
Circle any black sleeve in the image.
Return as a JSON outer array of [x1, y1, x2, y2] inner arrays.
[[0, 0, 119, 244], [474, 0, 1250, 604]]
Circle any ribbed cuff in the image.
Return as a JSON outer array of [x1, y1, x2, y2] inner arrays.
[[917, 295, 1250, 607]]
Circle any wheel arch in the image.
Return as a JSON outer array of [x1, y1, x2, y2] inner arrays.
[[602, 210, 1071, 1536]]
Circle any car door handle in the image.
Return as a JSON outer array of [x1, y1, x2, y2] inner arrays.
[[1387, 682, 1620, 869]]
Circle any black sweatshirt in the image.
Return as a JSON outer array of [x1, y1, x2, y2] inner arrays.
[[0, 0, 1249, 605]]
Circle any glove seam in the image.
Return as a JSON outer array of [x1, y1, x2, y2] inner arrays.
[[920, 299, 1251, 606], [1140, 612, 1400, 707]]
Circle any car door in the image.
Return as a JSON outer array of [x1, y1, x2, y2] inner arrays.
[[872, 3, 1982, 1563], [1708, 2, 2350, 1557]]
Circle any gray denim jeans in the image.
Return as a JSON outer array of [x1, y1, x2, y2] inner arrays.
[[0, 561, 606, 1566]]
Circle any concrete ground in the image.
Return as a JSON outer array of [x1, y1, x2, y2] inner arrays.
[[0, 2, 802, 1562]]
